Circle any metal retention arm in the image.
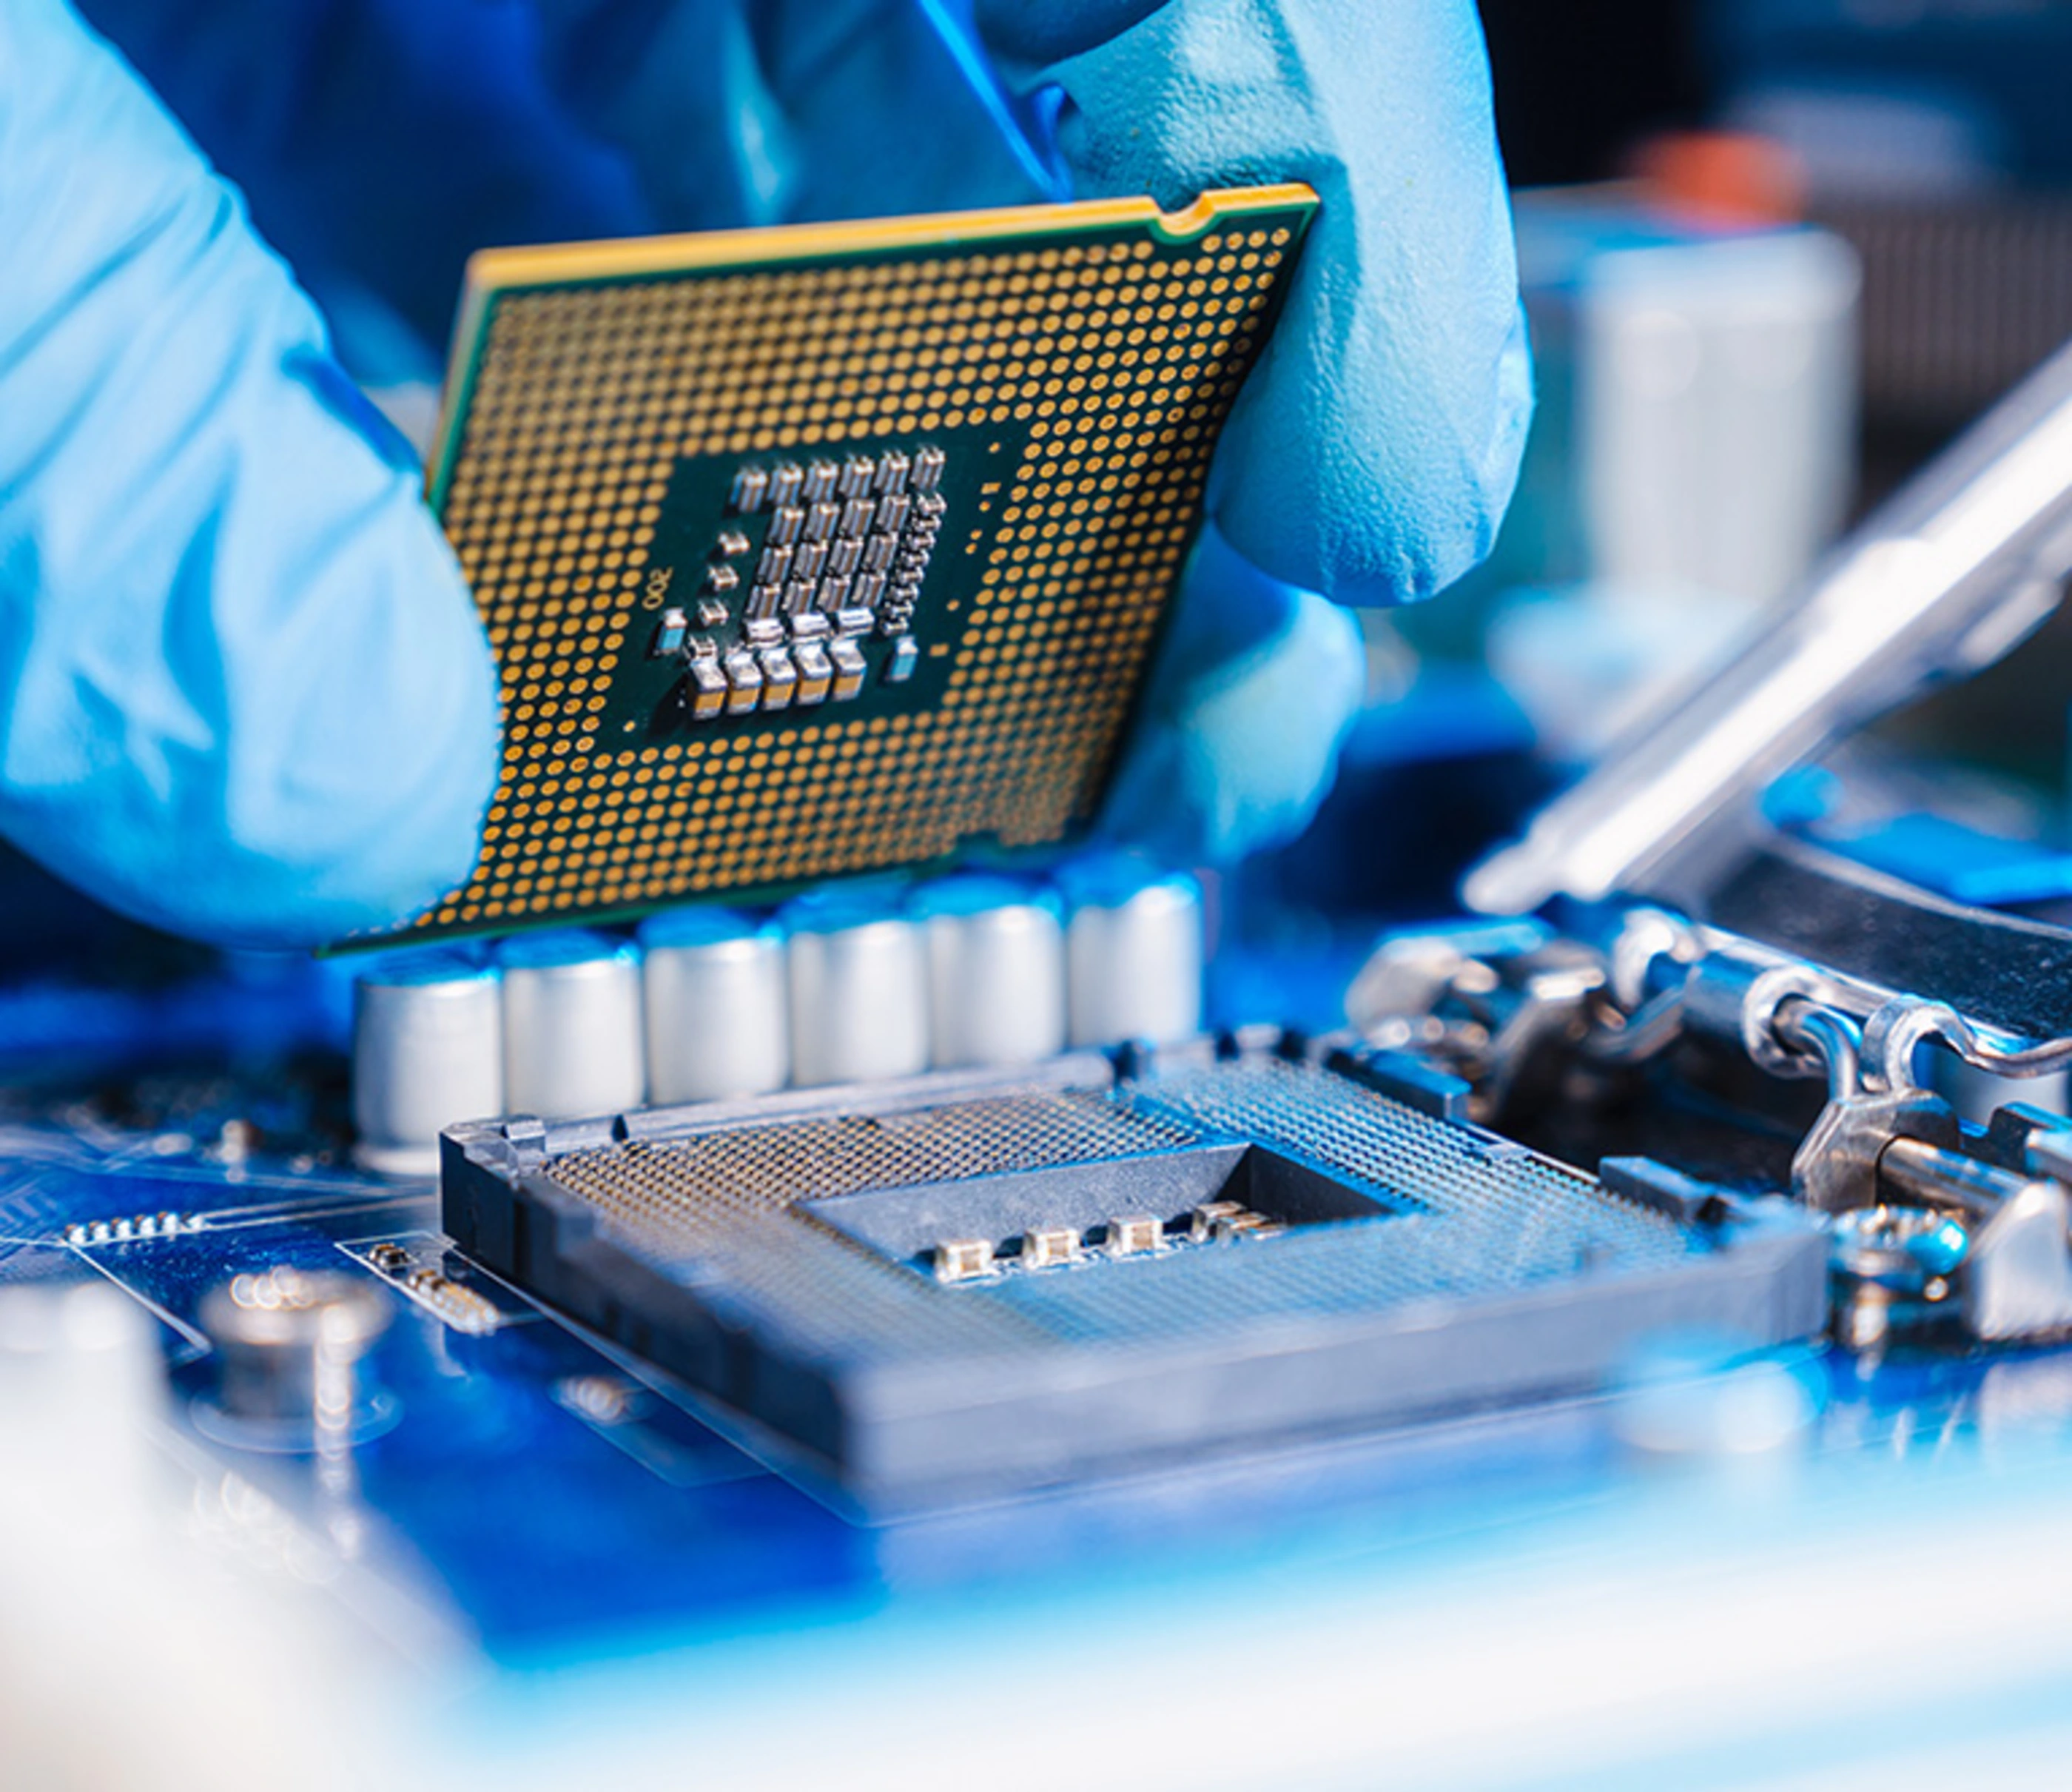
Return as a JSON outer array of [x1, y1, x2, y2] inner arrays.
[[1466, 335, 2072, 919]]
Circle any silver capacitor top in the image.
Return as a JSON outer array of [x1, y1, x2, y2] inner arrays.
[[638, 907, 790, 1104], [201, 1267, 393, 1444], [1057, 854, 1205, 1048], [352, 948, 504, 1175], [498, 930, 646, 1119], [783, 884, 929, 1087], [912, 875, 1067, 1069]]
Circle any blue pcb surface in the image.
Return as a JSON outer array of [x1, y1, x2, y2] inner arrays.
[[6, 921, 2072, 1792]]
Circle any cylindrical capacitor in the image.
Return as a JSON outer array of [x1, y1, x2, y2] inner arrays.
[[638, 907, 790, 1104], [499, 930, 645, 1118], [352, 949, 504, 1175], [1057, 854, 1205, 1048], [783, 885, 929, 1086], [201, 1268, 393, 1444], [912, 876, 1067, 1068]]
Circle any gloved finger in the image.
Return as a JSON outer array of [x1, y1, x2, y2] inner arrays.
[[75, 0, 1052, 363], [528, 0, 1054, 228], [1098, 524, 1365, 864], [0, 0, 500, 948], [81, 2, 1524, 609], [977, 0, 1534, 608], [73, 0, 659, 357]]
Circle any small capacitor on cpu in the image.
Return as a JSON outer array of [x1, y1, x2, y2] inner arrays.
[[912, 875, 1067, 1068], [499, 930, 646, 1118], [1057, 853, 1205, 1048], [639, 907, 790, 1103], [783, 883, 929, 1086], [352, 948, 505, 1175]]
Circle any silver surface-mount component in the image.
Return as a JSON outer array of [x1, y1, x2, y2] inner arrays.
[[498, 930, 645, 1119], [1103, 1215, 1165, 1258], [758, 645, 799, 710], [933, 1238, 996, 1284], [351, 949, 504, 1176], [685, 651, 728, 720], [793, 639, 833, 705], [727, 466, 770, 513], [639, 907, 790, 1104], [1019, 1226, 1083, 1270], [722, 647, 764, 714], [829, 637, 867, 699]]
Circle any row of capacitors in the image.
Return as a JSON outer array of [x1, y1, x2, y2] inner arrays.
[[351, 856, 1204, 1175]]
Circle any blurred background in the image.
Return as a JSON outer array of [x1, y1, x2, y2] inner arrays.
[[1214, 0, 2072, 1026]]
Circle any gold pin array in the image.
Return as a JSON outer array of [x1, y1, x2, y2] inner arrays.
[[373, 187, 1316, 944]]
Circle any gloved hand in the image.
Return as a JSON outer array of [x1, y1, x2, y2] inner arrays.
[[975, 0, 1534, 609], [59, 0, 1526, 886], [514, 0, 1533, 608], [0, 0, 500, 948], [1099, 526, 1367, 863]]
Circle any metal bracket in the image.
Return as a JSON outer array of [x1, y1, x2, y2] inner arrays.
[[1791, 1089, 1960, 1212]]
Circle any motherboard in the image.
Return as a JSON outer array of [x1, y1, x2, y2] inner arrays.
[[16, 175, 2072, 1790]]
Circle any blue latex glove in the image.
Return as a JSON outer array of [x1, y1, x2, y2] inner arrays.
[[1099, 526, 1365, 863], [0, 0, 500, 947], [519, 0, 1528, 859], [515, 0, 1534, 606], [975, 0, 1535, 609], [67, 0, 1527, 874]]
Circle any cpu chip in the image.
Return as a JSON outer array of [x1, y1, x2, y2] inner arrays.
[[379, 184, 1317, 943]]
